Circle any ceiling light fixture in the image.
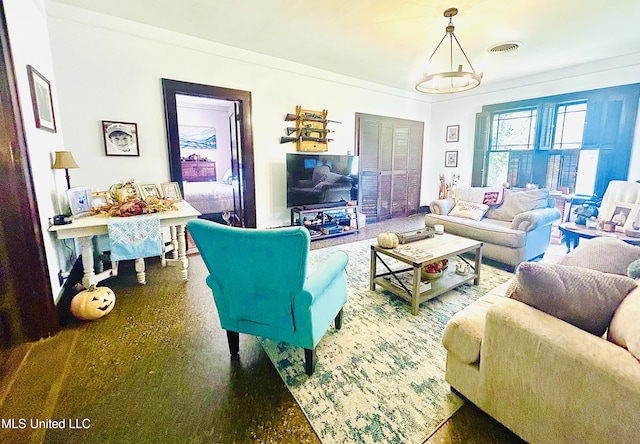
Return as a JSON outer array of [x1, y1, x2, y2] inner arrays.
[[415, 7, 482, 94]]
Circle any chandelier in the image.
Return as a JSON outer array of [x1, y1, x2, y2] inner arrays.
[[415, 7, 482, 94]]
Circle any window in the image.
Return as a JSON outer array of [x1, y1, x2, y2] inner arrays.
[[486, 109, 536, 187], [553, 102, 586, 150], [474, 83, 640, 197], [490, 109, 537, 151]]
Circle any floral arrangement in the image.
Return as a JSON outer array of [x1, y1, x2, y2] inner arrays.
[[91, 196, 177, 217]]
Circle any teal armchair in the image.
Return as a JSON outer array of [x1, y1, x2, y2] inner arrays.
[[187, 219, 349, 375]]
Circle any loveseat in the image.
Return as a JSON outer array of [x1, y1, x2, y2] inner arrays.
[[442, 237, 640, 443], [425, 187, 561, 268]]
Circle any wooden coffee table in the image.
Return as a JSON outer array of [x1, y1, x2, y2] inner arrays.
[[370, 233, 483, 315]]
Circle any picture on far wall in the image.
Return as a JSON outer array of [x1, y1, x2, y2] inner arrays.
[[102, 120, 140, 156], [179, 125, 217, 150], [27, 65, 56, 132], [446, 124, 459, 143], [445, 150, 458, 168]]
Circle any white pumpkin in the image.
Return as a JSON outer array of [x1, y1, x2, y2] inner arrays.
[[377, 231, 399, 249], [70, 285, 116, 321]]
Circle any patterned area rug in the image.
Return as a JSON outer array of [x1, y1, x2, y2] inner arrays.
[[261, 238, 513, 444]]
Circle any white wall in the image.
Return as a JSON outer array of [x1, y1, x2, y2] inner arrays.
[[5, 0, 66, 299], [426, 53, 640, 203], [45, 2, 432, 228]]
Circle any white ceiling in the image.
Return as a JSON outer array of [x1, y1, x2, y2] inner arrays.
[[51, 0, 640, 92]]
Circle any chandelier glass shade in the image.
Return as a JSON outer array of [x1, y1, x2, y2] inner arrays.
[[415, 8, 482, 94]]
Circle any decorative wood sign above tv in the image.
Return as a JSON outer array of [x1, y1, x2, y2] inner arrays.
[[280, 105, 341, 152]]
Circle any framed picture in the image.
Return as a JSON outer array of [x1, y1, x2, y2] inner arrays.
[[137, 183, 161, 200], [604, 202, 639, 232], [27, 65, 56, 132], [102, 120, 140, 156], [446, 125, 459, 143], [445, 150, 458, 168], [91, 191, 112, 208], [161, 182, 183, 201], [66, 187, 91, 216]]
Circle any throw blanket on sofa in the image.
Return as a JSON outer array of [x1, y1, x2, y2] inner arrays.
[[107, 214, 162, 261]]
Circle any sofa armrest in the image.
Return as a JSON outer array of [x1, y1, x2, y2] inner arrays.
[[481, 298, 640, 443], [510, 207, 561, 232], [429, 198, 455, 215]]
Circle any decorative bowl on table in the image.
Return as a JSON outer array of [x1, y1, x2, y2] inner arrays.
[[422, 259, 448, 280]]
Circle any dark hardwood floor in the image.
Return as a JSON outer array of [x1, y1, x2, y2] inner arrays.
[[0, 213, 529, 443]]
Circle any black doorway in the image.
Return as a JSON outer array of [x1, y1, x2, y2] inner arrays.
[[162, 79, 256, 228]]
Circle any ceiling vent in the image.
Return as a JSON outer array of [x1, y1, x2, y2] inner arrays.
[[487, 41, 521, 54]]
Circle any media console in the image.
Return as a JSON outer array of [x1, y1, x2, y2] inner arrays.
[[291, 204, 360, 241]]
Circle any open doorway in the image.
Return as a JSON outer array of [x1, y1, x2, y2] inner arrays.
[[162, 79, 256, 227]]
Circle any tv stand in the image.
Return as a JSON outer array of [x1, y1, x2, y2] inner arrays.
[[291, 204, 360, 241]]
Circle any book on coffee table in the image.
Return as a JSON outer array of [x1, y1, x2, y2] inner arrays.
[[384, 271, 431, 293]]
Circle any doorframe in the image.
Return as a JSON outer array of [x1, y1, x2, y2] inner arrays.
[[161, 79, 256, 228], [0, 4, 58, 343]]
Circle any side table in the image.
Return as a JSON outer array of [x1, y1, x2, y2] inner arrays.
[[558, 222, 640, 252]]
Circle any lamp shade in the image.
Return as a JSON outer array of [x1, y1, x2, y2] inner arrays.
[[52, 151, 79, 169]]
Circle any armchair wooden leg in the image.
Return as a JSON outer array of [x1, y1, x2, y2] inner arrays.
[[226, 330, 239, 356], [335, 308, 343, 330], [304, 348, 315, 375]]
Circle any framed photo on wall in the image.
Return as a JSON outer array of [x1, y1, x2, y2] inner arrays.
[[161, 182, 183, 201], [446, 125, 459, 143], [27, 65, 56, 132], [445, 150, 458, 168], [102, 120, 140, 156]]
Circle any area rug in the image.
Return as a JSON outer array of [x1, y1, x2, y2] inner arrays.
[[260, 238, 513, 443]]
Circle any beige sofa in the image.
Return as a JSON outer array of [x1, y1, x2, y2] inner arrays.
[[442, 238, 640, 443], [425, 187, 561, 268]]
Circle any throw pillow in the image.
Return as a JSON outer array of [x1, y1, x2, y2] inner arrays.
[[506, 262, 637, 336], [556, 237, 640, 276], [454, 186, 504, 206], [485, 188, 549, 221], [607, 285, 640, 361], [449, 200, 489, 221]]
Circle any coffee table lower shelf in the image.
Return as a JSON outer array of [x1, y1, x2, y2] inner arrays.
[[373, 268, 478, 310]]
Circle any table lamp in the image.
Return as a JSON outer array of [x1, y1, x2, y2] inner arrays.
[[52, 151, 79, 189]]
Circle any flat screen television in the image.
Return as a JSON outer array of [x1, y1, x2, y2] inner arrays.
[[286, 153, 359, 208]]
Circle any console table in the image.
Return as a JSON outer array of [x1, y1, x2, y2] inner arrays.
[[49, 201, 201, 288]]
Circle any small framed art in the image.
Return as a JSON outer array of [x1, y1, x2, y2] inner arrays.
[[137, 183, 161, 200], [27, 65, 56, 132], [446, 125, 459, 143], [604, 202, 639, 232], [161, 182, 183, 200], [445, 151, 458, 168], [102, 120, 140, 156], [91, 191, 112, 208], [66, 187, 91, 216]]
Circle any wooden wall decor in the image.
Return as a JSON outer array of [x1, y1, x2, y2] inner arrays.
[[280, 105, 340, 152]]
